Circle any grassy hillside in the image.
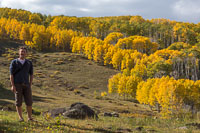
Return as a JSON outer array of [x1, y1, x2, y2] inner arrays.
[[0, 41, 200, 132]]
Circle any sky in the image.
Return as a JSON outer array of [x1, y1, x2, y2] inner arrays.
[[0, 0, 199, 24]]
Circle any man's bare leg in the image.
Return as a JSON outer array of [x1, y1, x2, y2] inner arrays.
[[27, 106, 32, 120], [16, 106, 23, 120]]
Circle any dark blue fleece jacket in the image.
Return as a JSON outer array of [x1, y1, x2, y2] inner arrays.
[[10, 59, 33, 85]]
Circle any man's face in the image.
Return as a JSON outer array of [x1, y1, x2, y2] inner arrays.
[[19, 49, 27, 59]]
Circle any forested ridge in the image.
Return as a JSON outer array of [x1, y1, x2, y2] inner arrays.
[[1, 8, 200, 117]]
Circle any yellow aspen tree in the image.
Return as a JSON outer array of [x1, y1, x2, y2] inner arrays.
[[121, 50, 131, 70], [26, 32, 42, 50], [104, 32, 123, 45], [71, 37, 80, 53], [102, 42, 111, 54], [20, 23, 31, 42], [111, 49, 123, 70], [131, 36, 159, 54], [47, 26, 58, 48], [0, 18, 8, 39], [104, 45, 116, 66], [87, 38, 103, 60], [13, 20, 23, 40], [129, 16, 145, 24], [27, 25, 50, 51], [117, 75, 129, 98], [148, 78, 160, 107], [54, 30, 62, 49], [136, 78, 156, 105], [84, 37, 98, 60], [126, 75, 142, 98], [29, 23, 39, 40], [115, 37, 133, 49], [108, 73, 122, 94], [5, 19, 12, 38], [9, 19, 22, 40], [120, 50, 142, 71], [130, 50, 143, 64], [93, 44, 104, 63], [67, 30, 77, 46], [131, 61, 147, 78], [156, 77, 175, 116], [77, 37, 87, 54], [84, 37, 93, 59], [8, 19, 16, 39], [167, 42, 192, 51]]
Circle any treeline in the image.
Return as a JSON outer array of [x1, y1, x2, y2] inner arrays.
[[0, 8, 200, 49], [0, 17, 79, 51]]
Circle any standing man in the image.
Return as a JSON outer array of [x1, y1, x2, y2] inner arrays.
[[10, 46, 34, 122]]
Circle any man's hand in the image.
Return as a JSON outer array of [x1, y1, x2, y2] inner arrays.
[[10, 75, 16, 93], [29, 84, 32, 89], [11, 86, 16, 93]]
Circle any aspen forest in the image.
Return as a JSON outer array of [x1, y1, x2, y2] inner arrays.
[[1, 8, 200, 117]]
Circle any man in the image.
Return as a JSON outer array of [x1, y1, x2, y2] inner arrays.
[[10, 46, 33, 122]]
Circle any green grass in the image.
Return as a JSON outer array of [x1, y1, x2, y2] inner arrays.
[[0, 42, 200, 132], [1, 110, 200, 132]]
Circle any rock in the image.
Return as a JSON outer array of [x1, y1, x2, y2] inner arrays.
[[68, 87, 74, 91], [179, 126, 188, 130], [104, 112, 113, 117], [74, 90, 81, 95], [63, 102, 98, 119], [48, 107, 66, 117], [104, 112, 119, 117], [112, 112, 119, 117], [2, 63, 7, 66], [108, 100, 112, 103], [1, 107, 14, 111], [0, 105, 15, 111], [120, 110, 130, 114], [94, 128, 110, 132], [186, 123, 200, 129], [117, 128, 132, 132], [146, 129, 157, 132], [78, 85, 89, 90], [80, 94, 85, 97], [135, 126, 143, 131]]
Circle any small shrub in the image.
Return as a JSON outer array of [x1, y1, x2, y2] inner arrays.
[[101, 92, 107, 97], [53, 61, 64, 65], [54, 71, 60, 75], [74, 89, 81, 94]]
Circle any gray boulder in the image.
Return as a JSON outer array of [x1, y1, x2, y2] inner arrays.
[[63, 102, 98, 119], [104, 112, 119, 117]]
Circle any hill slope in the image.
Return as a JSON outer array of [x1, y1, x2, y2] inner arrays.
[[1, 42, 198, 132], [0, 41, 152, 113]]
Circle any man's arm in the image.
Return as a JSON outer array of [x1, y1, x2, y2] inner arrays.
[[29, 60, 33, 87], [10, 74, 16, 93], [30, 75, 33, 87]]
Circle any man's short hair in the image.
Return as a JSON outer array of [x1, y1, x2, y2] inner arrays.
[[19, 46, 28, 52]]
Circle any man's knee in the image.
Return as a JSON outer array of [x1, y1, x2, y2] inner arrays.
[[25, 99, 33, 106], [15, 103, 22, 107]]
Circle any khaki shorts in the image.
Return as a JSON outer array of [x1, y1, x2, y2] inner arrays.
[[15, 84, 33, 107]]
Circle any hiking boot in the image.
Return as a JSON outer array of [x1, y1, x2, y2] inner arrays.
[[28, 118, 36, 122], [19, 118, 24, 122]]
